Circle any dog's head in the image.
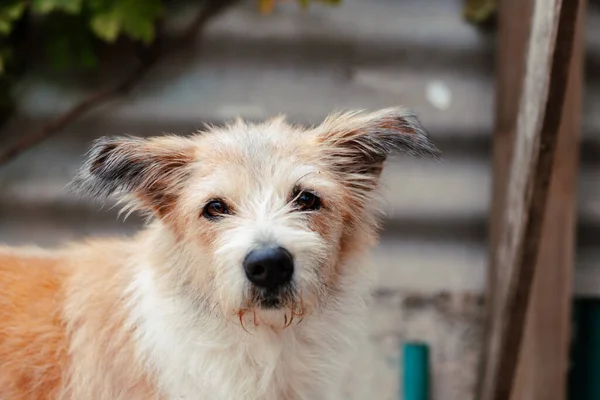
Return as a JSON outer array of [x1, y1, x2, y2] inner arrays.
[[75, 108, 439, 328]]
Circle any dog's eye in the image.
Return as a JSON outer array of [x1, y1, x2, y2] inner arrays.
[[294, 191, 321, 212], [202, 200, 229, 220]]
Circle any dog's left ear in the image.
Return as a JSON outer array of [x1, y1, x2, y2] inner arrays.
[[314, 107, 440, 179], [73, 135, 194, 218]]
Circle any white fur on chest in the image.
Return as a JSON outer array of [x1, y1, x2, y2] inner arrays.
[[126, 267, 370, 400]]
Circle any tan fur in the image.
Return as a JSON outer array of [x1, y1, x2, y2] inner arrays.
[[0, 108, 439, 399], [0, 241, 157, 400], [0, 248, 67, 400]]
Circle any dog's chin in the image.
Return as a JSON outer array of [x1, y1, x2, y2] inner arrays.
[[250, 284, 297, 310], [236, 285, 306, 330], [256, 292, 286, 310]]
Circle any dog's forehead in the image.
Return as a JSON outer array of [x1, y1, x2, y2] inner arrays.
[[185, 123, 327, 197], [193, 122, 313, 172]]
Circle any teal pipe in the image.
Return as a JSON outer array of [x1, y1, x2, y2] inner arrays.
[[402, 342, 430, 400]]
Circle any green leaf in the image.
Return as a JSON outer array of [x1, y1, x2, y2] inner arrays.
[[1, 1, 26, 20], [43, 15, 98, 70], [463, 0, 497, 24], [31, 0, 83, 15], [90, 0, 164, 44], [90, 13, 120, 42], [0, 1, 26, 37]]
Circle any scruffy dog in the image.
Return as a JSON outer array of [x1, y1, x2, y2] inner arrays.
[[0, 108, 439, 400]]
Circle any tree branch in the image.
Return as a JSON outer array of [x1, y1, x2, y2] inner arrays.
[[0, 0, 241, 166]]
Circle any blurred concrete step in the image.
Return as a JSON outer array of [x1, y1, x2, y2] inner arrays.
[[7, 54, 600, 148], [6, 0, 495, 140], [9, 62, 494, 141], [170, 0, 489, 55]]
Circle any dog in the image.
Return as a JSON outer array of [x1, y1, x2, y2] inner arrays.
[[0, 107, 439, 400]]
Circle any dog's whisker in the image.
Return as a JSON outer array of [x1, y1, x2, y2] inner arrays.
[[283, 310, 294, 329], [238, 309, 252, 334], [292, 292, 306, 318]]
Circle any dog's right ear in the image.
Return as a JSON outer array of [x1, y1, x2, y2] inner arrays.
[[314, 107, 440, 169], [312, 107, 440, 188], [309, 107, 441, 212], [73, 136, 194, 217]]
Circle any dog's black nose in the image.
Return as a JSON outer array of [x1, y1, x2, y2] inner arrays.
[[243, 246, 294, 289]]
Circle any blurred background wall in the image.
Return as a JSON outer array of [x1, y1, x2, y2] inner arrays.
[[0, 0, 599, 398]]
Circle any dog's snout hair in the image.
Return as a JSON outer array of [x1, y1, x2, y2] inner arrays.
[[0, 107, 439, 400]]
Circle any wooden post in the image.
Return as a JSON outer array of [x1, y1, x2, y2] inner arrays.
[[510, 0, 585, 398], [478, 0, 584, 399]]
